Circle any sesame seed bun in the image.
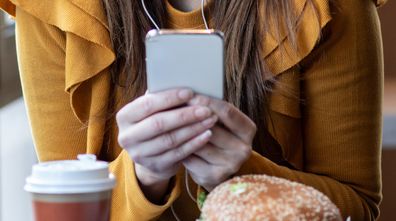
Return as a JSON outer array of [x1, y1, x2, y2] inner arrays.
[[200, 175, 342, 221]]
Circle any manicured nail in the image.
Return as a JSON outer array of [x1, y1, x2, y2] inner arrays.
[[178, 89, 193, 100], [195, 107, 211, 118], [201, 116, 218, 127]]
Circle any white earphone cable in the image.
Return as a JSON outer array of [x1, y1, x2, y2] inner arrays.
[[171, 204, 182, 221], [141, 0, 160, 30], [201, 0, 209, 30], [185, 169, 198, 203], [170, 170, 197, 221]]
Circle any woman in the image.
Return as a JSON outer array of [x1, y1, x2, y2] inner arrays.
[[0, 0, 385, 220]]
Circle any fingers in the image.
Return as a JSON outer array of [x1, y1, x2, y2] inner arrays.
[[160, 130, 213, 167], [134, 162, 180, 184], [183, 155, 210, 175], [188, 95, 257, 143], [117, 88, 194, 128], [212, 126, 252, 163], [209, 126, 239, 149], [118, 105, 213, 146], [193, 126, 251, 167], [136, 116, 218, 157], [210, 126, 250, 153], [193, 143, 226, 165], [141, 130, 213, 172], [183, 155, 228, 191]]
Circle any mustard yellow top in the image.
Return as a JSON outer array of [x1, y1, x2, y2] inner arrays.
[[0, 0, 386, 220]]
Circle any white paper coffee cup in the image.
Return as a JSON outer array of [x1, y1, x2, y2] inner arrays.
[[25, 154, 116, 221]]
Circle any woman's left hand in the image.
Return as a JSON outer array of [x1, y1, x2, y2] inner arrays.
[[183, 95, 257, 191]]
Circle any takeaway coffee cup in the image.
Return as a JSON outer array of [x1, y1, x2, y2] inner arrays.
[[25, 154, 116, 221]]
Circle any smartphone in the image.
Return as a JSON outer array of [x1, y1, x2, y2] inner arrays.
[[145, 29, 224, 99]]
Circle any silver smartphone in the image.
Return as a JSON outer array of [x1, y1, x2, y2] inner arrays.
[[145, 29, 224, 99]]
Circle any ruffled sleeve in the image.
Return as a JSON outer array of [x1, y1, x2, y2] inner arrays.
[[262, 0, 386, 77], [261, 0, 332, 119], [4, 0, 114, 124], [263, 0, 385, 119], [2, 0, 116, 152], [262, 0, 332, 76], [234, 0, 383, 219]]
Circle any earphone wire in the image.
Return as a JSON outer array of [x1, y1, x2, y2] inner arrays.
[[171, 204, 182, 221], [201, 0, 209, 30], [142, 0, 209, 30], [141, 0, 160, 30], [170, 170, 196, 221], [185, 169, 197, 203]]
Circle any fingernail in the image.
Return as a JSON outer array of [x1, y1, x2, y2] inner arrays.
[[195, 107, 211, 118], [178, 89, 193, 100], [201, 116, 218, 127], [189, 96, 199, 105], [200, 130, 212, 140]]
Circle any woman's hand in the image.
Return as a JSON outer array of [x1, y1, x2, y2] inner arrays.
[[183, 95, 257, 191], [116, 89, 218, 203]]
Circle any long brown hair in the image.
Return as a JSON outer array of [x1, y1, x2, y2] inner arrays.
[[101, 0, 317, 164]]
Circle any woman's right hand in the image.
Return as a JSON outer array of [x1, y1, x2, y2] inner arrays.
[[116, 88, 217, 202]]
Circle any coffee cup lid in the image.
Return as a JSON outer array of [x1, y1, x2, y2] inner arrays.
[[25, 154, 116, 194]]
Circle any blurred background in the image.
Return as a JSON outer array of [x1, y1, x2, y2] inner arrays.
[[0, 3, 395, 221]]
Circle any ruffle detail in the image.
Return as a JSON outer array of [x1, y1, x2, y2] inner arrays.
[[5, 0, 115, 125], [262, 0, 332, 76], [262, 0, 331, 118], [1, 0, 116, 154], [265, 0, 385, 118]]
